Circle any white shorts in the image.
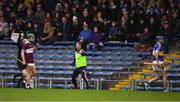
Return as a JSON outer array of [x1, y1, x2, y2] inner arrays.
[[152, 61, 165, 71], [27, 63, 35, 68]]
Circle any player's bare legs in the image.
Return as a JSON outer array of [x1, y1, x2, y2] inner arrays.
[[25, 64, 36, 89], [22, 69, 27, 79], [148, 71, 160, 84], [162, 70, 168, 92]]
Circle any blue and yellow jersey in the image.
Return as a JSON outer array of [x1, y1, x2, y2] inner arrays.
[[153, 43, 164, 61]]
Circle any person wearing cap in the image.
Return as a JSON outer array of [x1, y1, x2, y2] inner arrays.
[[21, 34, 36, 89], [144, 39, 169, 92]]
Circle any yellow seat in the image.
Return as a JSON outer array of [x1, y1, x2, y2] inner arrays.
[[110, 88, 119, 91]]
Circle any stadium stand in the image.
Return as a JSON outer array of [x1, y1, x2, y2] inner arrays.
[[110, 53, 180, 91], [0, 40, 150, 89], [0, 0, 179, 92]]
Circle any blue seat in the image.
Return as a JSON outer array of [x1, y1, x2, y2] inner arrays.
[[38, 83, 50, 88], [170, 80, 180, 84], [0, 45, 16, 48], [54, 42, 74, 45], [0, 40, 14, 44], [104, 42, 139, 46], [170, 87, 180, 91], [0, 50, 17, 53], [134, 79, 147, 83], [171, 64, 180, 67], [102, 46, 135, 50], [38, 76, 51, 80], [4, 83, 17, 87], [167, 68, 180, 72], [87, 66, 123, 71], [168, 73, 180, 77], [149, 86, 164, 90], [37, 70, 53, 75], [0, 65, 6, 68], [92, 72, 113, 76], [53, 77, 71, 81], [52, 84, 73, 89], [52, 84, 66, 88], [135, 86, 145, 90], [170, 58, 180, 61], [135, 79, 163, 83], [62, 71, 73, 75], [121, 85, 130, 90], [0, 70, 19, 74], [0, 65, 17, 69]]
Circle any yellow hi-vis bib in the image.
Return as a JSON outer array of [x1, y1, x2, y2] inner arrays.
[[75, 49, 87, 68]]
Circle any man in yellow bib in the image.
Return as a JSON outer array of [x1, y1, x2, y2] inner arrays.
[[71, 42, 90, 89]]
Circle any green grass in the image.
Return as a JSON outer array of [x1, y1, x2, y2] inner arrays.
[[0, 88, 180, 101]]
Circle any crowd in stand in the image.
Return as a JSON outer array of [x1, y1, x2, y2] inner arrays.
[[0, 0, 179, 50]]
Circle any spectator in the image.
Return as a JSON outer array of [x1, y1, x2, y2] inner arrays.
[[32, 22, 43, 44], [24, 8, 35, 24], [56, 16, 71, 41], [71, 16, 81, 40], [41, 22, 54, 44], [8, 23, 15, 38], [25, 22, 33, 34], [0, 0, 179, 45], [81, 9, 92, 26], [3, 23, 10, 40], [52, 3, 63, 18], [8, 12, 16, 24], [109, 0, 118, 21], [126, 19, 136, 41], [158, 21, 172, 53], [120, 9, 128, 35], [87, 26, 102, 51], [0, 17, 6, 40], [135, 27, 152, 52], [108, 21, 120, 40], [136, 18, 146, 34], [44, 12, 51, 26], [158, 21, 172, 42], [78, 22, 91, 50], [24, 0, 35, 8], [101, 18, 110, 41], [14, 17, 25, 33], [52, 12, 61, 38], [91, 15, 102, 30], [34, 4, 45, 26], [139, 27, 153, 44], [148, 16, 159, 38], [16, 3, 25, 18]]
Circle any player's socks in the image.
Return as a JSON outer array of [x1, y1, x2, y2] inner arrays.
[[163, 87, 169, 92], [25, 83, 30, 89], [144, 82, 149, 90]]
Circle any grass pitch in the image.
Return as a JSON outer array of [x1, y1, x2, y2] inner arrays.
[[0, 88, 179, 101]]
